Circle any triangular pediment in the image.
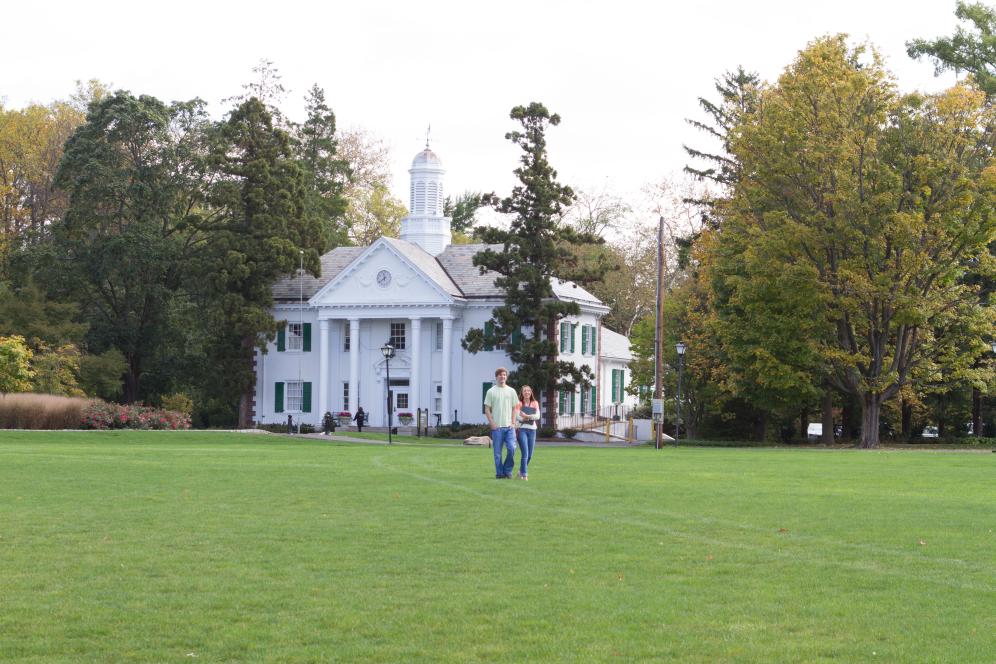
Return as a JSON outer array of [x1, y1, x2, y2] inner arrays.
[[310, 238, 456, 306]]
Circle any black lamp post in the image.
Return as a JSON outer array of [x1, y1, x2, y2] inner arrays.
[[381, 341, 395, 445], [675, 341, 686, 445]]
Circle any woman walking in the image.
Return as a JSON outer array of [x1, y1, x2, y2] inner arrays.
[[514, 386, 540, 480], [353, 406, 365, 432]]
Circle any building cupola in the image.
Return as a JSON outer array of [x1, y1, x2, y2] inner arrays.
[[400, 138, 451, 255]]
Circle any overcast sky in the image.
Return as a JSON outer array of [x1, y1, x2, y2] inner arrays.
[[3, 0, 962, 207]]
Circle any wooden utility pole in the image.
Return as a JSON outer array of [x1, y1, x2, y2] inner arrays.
[[654, 216, 665, 450]]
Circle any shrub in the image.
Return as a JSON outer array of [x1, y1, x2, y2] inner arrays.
[[0, 393, 89, 429], [436, 424, 491, 439], [560, 428, 579, 439], [538, 426, 557, 439], [161, 392, 194, 417], [80, 401, 191, 430]]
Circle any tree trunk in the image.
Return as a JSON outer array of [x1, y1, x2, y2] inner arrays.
[[544, 318, 557, 430], [123, 355, 140, 404], [972, 387, 981, 437], [901, 398, 912, 440], [860, 393, 882, 449], [821, 390, 834, 445], [237, 336, 255, 429], [799, 407, 809, 441]]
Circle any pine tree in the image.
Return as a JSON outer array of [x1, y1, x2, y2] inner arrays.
[[464, 103, 607, 428], [297, 85, 350, 250], [203, 97, 323, 427]]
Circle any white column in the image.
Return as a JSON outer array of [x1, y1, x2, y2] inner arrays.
[[441, 316, 453, 425], [349, 318, 360, 413], [319, 318, 330, 417], [410, 317, 421, 413]]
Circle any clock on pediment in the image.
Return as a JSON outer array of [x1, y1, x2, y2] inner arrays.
[[376, 269, 392, 288]]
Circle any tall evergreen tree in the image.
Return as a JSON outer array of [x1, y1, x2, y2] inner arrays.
[[296, 84, 350, 250], [203, 97, 323, 427], [464, 103, 607, 427]]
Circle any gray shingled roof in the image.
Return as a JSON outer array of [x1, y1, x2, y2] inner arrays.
[[435, 243, 505, 298], [273, 247, 365, 300], [552, 278, 603, 306], [273, 240, 608, 308], [600, 327, 632, 360]]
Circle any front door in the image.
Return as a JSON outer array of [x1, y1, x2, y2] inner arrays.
[[387, 379, 410, 425]]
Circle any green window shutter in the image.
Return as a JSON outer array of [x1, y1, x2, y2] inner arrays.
[[618, 370, 625, 402], [484, 321, 494, 352], [570, 324, 576, 353], [303, 323, 312, 352], [275, 382, 284, 413], [559, 322, 567, 352], [277, 328, 286, 352], [591, 326, 597, 355], [581, 326, 588, 355], [482, 382, 493, 414], [591, 386, 597, 415], [558, 390, 566, 414], [569, 390, 576, 415], [611, 370, 619, 403], [302, 382, 312, 413], [511, 328, 522, 349]]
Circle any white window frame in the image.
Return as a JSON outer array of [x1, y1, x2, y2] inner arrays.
[[343, 382, 349, 411], [390, 322, 406, 350], [435, 321, 443, 351], [343, 323, 350, 352], [286, 380, 304, 412], [287, 323, 304, 352]]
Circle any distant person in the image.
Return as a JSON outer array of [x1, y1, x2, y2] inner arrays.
[[514, 385, 540, 480], [484, 367, 518, 479], [322, 411, 335, 435], [354, 406, 365, 432]]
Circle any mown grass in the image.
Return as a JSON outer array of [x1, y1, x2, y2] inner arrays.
[[0, 431, 993, 662]]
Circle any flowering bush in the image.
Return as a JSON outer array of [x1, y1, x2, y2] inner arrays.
[[337, 411, 351, 418], [397, 411, 413, 424], [81, 401, 191, 430]]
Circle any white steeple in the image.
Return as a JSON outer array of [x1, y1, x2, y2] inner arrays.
[[400, 137, 451, 256]]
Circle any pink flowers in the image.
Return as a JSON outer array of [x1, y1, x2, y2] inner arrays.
[[80, 401, 191, 430]]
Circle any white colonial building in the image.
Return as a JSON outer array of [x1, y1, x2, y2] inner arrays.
[[253, 146, 637, 428]]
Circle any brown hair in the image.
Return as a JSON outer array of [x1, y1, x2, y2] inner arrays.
[[519, 386, 534, 405], [494, 367, 508, 378]]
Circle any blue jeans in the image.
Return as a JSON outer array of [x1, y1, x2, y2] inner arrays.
[[491, 427, 516, 477], [517, 427, 536, 476]]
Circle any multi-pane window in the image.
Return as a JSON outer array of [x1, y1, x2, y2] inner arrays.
[[434, 383, 442, 413], [343, 382, 349, 411], [390, 322, 406, 349], [288, 323, 303, 351], [286, 381, 303, 411], [397, 393, 409, 410], [343, 323, 350, 352], [435, 321, 443, 351]]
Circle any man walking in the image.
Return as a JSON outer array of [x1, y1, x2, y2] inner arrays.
[[484, 367, 518, 479]]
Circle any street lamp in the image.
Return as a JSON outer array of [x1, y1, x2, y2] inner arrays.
[[381, 341, 396, 445], [675, 341, 686, 445]]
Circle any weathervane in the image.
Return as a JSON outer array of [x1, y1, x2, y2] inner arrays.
[[425, 124, 431, 149]]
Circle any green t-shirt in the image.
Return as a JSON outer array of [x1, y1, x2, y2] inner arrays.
[[484, 384, 519, 428]]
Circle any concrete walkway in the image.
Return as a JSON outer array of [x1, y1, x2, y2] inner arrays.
[[292, 432, 642, 448]]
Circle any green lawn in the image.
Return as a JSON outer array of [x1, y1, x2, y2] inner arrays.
[[0, 432, 993, 662]]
